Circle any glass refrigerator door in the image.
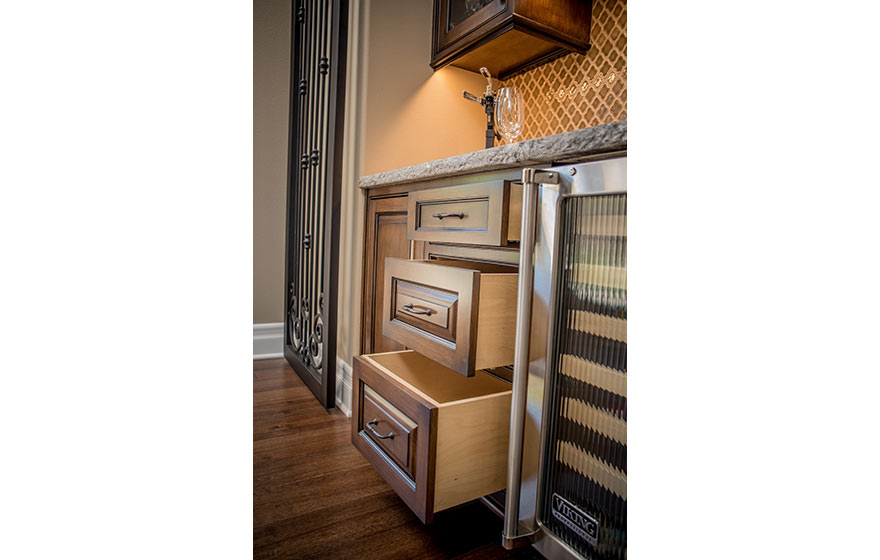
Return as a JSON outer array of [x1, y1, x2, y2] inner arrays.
[[538, 192, 627, 559]]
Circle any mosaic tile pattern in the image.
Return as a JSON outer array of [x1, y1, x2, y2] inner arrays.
[[499, 0, 627, 144]]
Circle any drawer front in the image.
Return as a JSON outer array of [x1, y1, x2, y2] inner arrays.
[[391, 279, 458, 343], [361, 385, 417, 478], [407, 181, 509, 246], [351, 355, 437, 524], [383, 259, 479, 376]]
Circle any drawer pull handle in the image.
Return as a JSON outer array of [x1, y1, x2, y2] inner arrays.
[[401, 303, 432, 316], [366, 419, 395, 440], [432, 212, 465, 220]]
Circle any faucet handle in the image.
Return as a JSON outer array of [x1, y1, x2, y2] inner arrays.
[[462, 90, 482, 104]]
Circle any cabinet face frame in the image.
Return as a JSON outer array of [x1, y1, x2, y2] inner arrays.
[[360, 195, 410, 355]]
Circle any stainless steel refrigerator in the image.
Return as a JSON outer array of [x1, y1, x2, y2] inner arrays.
[[504, 155, 627, 560]]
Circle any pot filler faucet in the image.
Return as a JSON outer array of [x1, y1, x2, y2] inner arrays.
[[463, 67, 502, 149]]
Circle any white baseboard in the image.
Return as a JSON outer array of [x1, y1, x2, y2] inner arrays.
[[253, 323, 284, 359], [335, 357, 353, 417]]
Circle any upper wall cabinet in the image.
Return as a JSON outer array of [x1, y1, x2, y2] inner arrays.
[[431, 0, 593, 80]]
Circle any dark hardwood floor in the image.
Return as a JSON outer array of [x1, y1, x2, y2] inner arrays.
[[254, 358, 542, 559]]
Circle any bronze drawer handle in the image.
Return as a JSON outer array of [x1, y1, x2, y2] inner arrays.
[[401, 303, 432, 316], [366, 418, 394, 440], [432, 212, 464, 220]]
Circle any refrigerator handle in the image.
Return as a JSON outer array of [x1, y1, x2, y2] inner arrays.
[[503, 168, 560, 548]]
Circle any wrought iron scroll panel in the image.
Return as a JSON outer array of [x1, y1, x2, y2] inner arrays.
[[284, 0, 347, 408]]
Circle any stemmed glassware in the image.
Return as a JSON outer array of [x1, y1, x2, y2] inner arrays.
[[494, 87, 523, 142]]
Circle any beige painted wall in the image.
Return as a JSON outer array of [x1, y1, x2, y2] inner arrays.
[[253, 0, 290, 324], [360, 0, 489, 176]]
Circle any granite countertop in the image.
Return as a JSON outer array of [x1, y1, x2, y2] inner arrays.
[[358, 120, 626, 189]]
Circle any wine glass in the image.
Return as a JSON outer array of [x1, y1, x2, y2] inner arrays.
[[495, 87, 523, 142]]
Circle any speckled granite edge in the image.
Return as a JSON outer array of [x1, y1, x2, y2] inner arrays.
[[358, 121, 626, 189]]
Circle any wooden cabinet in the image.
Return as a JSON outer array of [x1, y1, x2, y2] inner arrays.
[[357, 170, 523, 524], [351, 350, 511, 524], [431, 0, 593, 79]]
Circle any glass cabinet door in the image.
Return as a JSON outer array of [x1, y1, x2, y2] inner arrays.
[[447, 0, 494, 30], [435, 0, 510, 52]]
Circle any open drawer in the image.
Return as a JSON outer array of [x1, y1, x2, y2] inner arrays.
[[351, 350, 511, 524], [383, 258, 517, 377]]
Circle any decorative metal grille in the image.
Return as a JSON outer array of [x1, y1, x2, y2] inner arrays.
[[539, 193, 627, 559], [284, 0, 346, 407], [499, 0, 627, 143]]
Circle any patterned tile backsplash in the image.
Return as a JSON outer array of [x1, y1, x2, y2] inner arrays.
[[498, 0, 627, 144]]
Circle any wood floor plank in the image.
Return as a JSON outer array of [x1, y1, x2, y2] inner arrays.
[[253, 358, 289, 373], [254, 492, 416, 558], [253, 358, 536, 559]]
